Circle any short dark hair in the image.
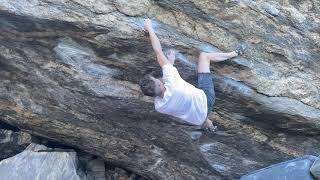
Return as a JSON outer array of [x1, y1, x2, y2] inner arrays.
[[139, 75, 156, 97]]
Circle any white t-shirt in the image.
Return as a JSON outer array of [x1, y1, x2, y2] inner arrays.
[[154, 64, 208, 125]]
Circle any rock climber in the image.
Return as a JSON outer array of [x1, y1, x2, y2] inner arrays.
[[139, 19, 246, 131]]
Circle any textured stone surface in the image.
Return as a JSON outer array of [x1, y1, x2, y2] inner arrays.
[[311, 158, 320, 180], [0, 143, 86, 180], [0, 0, 319, 179], [0, 128, 31, 160], [240, 155, 318, 180], [77, 152, 106, 180]]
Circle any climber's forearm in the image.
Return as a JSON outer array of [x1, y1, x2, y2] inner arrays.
[[147, 28, 168, 67], [148, 28, 164, 56], [144, 19, 168, 67]]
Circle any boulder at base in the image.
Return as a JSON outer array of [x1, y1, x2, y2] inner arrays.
[[310, 158, 320, 180], [240, 155, 318, 180], [0, 143, 86, 180]]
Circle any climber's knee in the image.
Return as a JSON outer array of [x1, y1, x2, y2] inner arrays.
[[199, 52, 209, 62], [197, 52, 210, 73]]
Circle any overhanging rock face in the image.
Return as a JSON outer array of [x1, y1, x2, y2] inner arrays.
[[0, 0, 319, 179]]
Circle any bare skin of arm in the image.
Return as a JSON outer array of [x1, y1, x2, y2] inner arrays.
[[144, 19, 169, 67]]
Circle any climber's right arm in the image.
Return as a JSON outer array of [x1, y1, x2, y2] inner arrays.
[[144, 19, 169, 67]]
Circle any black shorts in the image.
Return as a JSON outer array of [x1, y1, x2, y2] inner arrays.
[[197, 73, 215, 116]]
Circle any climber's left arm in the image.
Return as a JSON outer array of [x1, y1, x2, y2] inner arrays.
[[144, 19, 169, 67]]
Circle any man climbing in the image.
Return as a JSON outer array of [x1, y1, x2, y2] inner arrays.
[[139, 19, 246, 130]]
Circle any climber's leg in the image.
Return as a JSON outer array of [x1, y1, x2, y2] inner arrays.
[[197, 72, 215, 113], [196, 45, 247, 131], [206, 51, 238, 62], [197, 51, 237, 114], [197, 51, 236, 131], [197, 51, 237, 72], [197, 42, 247, 72], [197, 53, 217, 131]]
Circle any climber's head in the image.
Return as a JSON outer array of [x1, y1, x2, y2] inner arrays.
[[139, 75, 165, 97]]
